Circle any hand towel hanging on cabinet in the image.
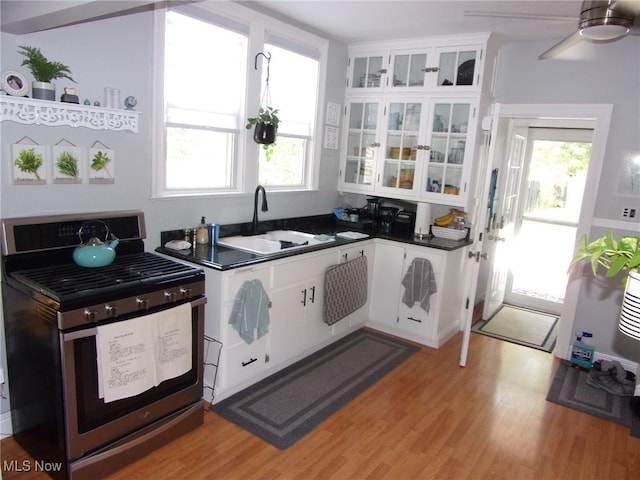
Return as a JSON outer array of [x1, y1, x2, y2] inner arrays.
[[229, 279, 270, 344], [401, 258, 437, 313]]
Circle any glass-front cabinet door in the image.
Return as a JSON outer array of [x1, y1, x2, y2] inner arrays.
[[420, 98, 477, 205], [433, 45, 481, 89], [347, 53, 387, 91], [388, 50, 430, 91], [377, 100, 426, 197], [339, 99, 382, 192]]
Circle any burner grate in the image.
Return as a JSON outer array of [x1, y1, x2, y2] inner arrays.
[[12, 252, 202, 302]]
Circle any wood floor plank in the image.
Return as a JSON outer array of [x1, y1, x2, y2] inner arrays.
[[2, 332, 639, 479]]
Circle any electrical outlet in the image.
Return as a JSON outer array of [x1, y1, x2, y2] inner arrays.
[[621, 207, 637, 220]]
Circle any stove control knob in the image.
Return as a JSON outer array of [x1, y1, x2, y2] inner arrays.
[[84, 309, 97, 322], [180, 287, 192, 298], [136, 297, 149, 310], [164, 291, 176, 302], [105, 304, 118, 318]]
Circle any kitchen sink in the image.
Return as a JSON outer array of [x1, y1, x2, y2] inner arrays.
[[217, 230, 334, 255]]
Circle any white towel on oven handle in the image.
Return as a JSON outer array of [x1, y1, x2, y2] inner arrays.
[[96, 303, 192, 403]]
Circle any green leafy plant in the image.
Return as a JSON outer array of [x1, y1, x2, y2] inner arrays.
[[91, 151, 112, 177], [14, 148, 43, 180], [246, 107, 280, 161], [569, 232, 640, 286], [245, 106, 280, 130], [18, 45, 76, 83], [56, 151, 79, 178]]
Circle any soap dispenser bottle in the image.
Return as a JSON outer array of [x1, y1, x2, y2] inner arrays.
[[196, 216, 209, 245]]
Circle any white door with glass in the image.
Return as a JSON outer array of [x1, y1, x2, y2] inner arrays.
[[482, 122, 528, 320]]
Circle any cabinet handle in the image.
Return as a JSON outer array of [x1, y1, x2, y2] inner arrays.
[[309, 286, 316, 304], [301, 288, 307, 306], [407, 316, 422, 323], [242, 357, 257, 367], [342, 253, 348, 260]]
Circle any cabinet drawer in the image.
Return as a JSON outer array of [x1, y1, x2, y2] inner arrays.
[[272, 252, 336, 289], [218, 335, 268, 389], [223, 265, 272, 303], [396, 303, 436, 339]]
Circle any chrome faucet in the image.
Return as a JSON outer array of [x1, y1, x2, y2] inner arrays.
[[252, 185, 269, 234]]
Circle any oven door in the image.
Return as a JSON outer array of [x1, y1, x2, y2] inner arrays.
[[60, 297, 205, 461]]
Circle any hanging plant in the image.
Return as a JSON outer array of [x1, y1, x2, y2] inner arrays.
[[246, 106, 279, 143], [246, 52, 280, 160]]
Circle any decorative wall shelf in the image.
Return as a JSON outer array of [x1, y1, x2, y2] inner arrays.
[[0, 96, 139, 133]]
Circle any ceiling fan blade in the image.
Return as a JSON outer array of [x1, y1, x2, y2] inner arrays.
[[463, 10, 575, 22], [538, 30, 584, 59]]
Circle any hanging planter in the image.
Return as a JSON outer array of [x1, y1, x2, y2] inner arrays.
[[246, 52, 280, 158], [247, 106, 279, 145]]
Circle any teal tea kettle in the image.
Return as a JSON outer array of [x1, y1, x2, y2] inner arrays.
[[72, 221, 119, 268]]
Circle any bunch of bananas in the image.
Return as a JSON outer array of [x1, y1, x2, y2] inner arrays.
[[434, 208, 466, 227]]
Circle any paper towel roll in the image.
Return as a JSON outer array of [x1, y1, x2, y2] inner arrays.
[[414, 202, 432, 237]]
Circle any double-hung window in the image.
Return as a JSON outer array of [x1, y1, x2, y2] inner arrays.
[[154, 4, 326, 197], [258, 40, 320, 189]]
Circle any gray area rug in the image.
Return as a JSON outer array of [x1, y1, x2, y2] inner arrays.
[[546, 361, 640, 438], [211, 329, 419, 449], [472, 305, 558, 352]]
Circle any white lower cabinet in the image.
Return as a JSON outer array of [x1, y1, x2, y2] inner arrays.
[[208, 243, 375, 402], [368, 239, 466, 348], [269, 251, 337, 364], [206, 238, 464, 402]]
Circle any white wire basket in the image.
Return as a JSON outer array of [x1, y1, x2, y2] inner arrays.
[[431, 225, 468, 241]]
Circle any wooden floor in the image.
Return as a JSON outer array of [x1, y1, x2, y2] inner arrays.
[[2, 331, 639, 480]]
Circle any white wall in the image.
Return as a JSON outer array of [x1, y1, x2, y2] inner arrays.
[[493, 38, 640, 364], [0, 9, 347, 240], [0, 7, 347, 421]]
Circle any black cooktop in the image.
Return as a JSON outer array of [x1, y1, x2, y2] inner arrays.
[[11, 252, 203, 303]]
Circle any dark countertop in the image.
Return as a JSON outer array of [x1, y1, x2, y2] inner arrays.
[[155, 214, 472, 271]]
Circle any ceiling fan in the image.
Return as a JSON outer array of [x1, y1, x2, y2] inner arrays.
[[466, 0, 640, 59]]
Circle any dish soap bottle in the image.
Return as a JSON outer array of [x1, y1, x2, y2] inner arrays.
[[196, 216, 209, 245]]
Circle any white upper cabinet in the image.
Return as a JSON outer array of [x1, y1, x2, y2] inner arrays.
[[338, 97, 384, 193], [346, 37, 486, 94], [387, 49, 431, 92], [340, 34, 492, 207], [419, 97, 478, 206], [431, 45, 482, 91], [346, 52, 387, 92]]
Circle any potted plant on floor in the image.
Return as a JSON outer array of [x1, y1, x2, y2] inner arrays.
[[569, 232, 640, 338], [18, 45, 76, 101]]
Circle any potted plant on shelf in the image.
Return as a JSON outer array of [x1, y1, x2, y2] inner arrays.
[[569, 232, 640, 339], [18, 45, 76, 101]]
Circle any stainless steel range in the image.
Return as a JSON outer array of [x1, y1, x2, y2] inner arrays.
[[1, 211, 206, 480]]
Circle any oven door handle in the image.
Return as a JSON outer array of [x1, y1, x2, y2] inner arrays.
[[62, 297, 206, 341]]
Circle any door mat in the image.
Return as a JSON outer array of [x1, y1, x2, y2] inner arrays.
[[546, 361, 640, 438], [211, 329, 419, 449], [471, 305, 558, 352]]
